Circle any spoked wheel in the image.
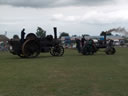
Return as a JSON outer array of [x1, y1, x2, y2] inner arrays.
[[105, 47, 116, 55], [50, 45, 64, 56], [82, 46, 89, 55], [22, 39, 40, 58], [82, 45, 94, 55]]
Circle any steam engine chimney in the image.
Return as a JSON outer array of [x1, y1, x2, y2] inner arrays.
[[54, 27, 57, 39]]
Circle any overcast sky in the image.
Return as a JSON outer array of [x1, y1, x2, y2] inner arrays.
[[0, 0, 128, 38]]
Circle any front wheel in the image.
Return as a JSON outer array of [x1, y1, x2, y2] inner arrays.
[[105, 47, 116, 55], [50, 45, 64, 56]]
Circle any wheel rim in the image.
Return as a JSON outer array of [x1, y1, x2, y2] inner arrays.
[[50, 45, 64, 56]]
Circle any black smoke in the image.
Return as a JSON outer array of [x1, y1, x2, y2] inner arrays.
[[106, 27, 128, 35]]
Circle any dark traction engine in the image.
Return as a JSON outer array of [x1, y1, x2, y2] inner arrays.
[[81, 33, 116, 55], [9, 27, 64, 58]]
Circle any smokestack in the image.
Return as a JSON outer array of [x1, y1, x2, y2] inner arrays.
[[54, 27, 57, 39]]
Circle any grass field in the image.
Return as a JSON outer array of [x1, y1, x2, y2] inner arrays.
[[0, 48, 128, 96]]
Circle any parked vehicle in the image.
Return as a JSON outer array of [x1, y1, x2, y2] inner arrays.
[[9, 27, 64, 58]]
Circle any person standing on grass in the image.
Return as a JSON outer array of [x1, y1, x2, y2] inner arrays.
[[76, 38, 81, 53], [21, 28, 25, 44], [81, 35, 86, 48]]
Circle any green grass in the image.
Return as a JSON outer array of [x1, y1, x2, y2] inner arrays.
[[0, 48, 128, 96]]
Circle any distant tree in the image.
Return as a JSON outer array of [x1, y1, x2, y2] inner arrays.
[[100, 31, 112, 36], [59, 32, 69, 38], [13, 34, 19, 39], [72, 35, 78, 37], [72, 35, 77, 37], [36, 27, 46, 38]]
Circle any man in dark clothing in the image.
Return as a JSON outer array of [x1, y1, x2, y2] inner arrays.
[[21, 28, 25, 44], [76, 38, 81, 53], [81, 36, 86, 48]]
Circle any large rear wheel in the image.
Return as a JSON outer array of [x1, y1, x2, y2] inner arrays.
[[82, 45, 94, 55], [22, 39, 40, 58]]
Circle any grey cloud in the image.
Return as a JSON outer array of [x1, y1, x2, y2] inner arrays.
[[0, 0, 115, 8], [0, 0, 55, 8], [72, 0, 113, 6]]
